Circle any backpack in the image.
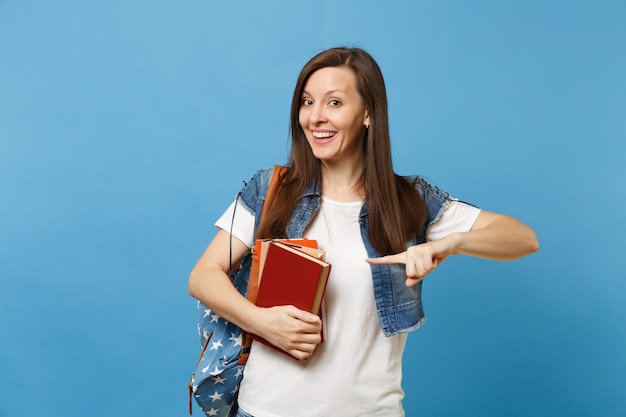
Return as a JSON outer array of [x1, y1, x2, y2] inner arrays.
[[188, 166, 285, 417]]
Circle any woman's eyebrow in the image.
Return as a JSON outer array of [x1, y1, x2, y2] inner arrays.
[[302, 89, 345, 96]]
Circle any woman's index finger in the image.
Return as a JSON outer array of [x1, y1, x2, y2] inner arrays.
[[365, 252, 407, 265]]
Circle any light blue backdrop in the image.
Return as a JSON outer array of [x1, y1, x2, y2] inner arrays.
[[1, 1, 624, 416]]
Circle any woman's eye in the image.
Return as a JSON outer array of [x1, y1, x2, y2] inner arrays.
[[302, 98, 313, 106], [329, 100, 341, 106]]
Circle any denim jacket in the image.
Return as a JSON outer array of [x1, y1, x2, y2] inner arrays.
[[233, 166, 454, 336]]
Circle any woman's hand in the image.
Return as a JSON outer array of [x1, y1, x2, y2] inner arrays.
[[366, 211, 539, 287], [367, 235, 458, 286], [253, 305, 323, 360]]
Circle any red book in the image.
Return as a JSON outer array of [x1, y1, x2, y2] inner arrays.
[[250, 241, 331, 359]]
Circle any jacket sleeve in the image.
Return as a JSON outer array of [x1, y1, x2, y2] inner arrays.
[[238, 166, 275, 235], [412, 176, 455, 227]]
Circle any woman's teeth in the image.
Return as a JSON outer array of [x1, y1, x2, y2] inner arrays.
[[313, 131, 336, 139]]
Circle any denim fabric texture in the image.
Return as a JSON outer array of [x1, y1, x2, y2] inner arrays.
[[238, 166, 453, 336]]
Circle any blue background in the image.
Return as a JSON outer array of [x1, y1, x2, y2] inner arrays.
[[1, 1, 625, 416]]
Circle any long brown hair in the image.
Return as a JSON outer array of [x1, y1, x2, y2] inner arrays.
[[257, 47, 427, 255]]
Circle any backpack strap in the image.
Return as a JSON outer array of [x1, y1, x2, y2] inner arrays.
[[238, 165, 286, 365], [187, 330, 213, 415], [261, 165, 287, 230]]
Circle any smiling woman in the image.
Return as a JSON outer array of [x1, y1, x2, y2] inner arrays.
[[299, 67, 370, 178], [187, 47, 538, 417]]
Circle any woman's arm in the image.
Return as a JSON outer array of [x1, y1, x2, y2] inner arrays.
[[188, 229, 257, 328], [367, 210, 539, 286], [188, 229, 322, 359]]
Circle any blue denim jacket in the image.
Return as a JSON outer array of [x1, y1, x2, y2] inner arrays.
[[234, 166, 454, 336]]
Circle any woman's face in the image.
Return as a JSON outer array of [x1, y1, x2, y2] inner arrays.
[[299, 66, 370, 165]]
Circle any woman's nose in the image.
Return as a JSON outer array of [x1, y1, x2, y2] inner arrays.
[[309, 104, 327, 124]]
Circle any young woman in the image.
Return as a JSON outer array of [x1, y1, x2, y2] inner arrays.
[[189, 47, 539, 417]]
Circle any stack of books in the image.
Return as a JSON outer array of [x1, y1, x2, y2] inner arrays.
[[250, 240, 331, 358]]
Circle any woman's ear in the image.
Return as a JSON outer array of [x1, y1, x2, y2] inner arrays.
[[364, 111, 370, 129]]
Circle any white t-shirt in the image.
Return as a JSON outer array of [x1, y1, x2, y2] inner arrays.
[[215, 197, 480, 417]]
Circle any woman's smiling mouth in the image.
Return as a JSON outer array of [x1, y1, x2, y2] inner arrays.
[[312, 131, 337, 143]]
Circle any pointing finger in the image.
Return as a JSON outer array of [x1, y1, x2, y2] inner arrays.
[[366, 252, 407, 265]]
